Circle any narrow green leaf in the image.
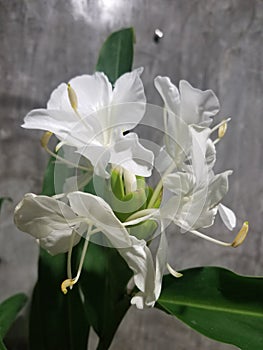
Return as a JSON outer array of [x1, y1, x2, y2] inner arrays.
[[0, 338, 7, 350], [29, 250, 89, 350], [157, 267, 263, 350], [96, 28, 135, 84], [29, 155, 89, 350], [0, 293, 27, 338], [77, 239, 132, 350]]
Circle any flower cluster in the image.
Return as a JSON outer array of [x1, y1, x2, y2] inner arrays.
[[14, 69, 248, 309]]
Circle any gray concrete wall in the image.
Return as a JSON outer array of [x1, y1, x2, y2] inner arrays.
[[0, 0, 262, 349]]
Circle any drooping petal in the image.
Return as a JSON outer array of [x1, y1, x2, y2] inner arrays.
[[154, 231, 168, 300], [179, 80, 220, 126], [207, 170, 232, 208], [125, 237, 156, 308], [14, 193, 82, 254], [110, 132, 154, 177], [67, 192, 132, 248], [218, 203, 237, 230]]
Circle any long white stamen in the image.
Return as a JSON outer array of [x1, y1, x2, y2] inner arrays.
[[61, 226, 92, 294], [67, 231, 76, 280], [190, 221, 249, 247], [40, 132, 92, 172], [124, 209, 157, 225], [211, 118, 231, 134]]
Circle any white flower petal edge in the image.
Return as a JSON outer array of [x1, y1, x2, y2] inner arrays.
[[14, 191, 160, 309], [218, 203, 237, 231], [14, 193, 82, 255], [22, 69, 154, 177], [154, 76, 220, 127]]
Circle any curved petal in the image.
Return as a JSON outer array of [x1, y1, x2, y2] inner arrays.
[[14, 193, 82, 255], [39, 229, 81, 255], [69, 73, 112, 117], [207, 170, 232, 208], [218, 203, 236, 230], [125, 237, 155, 308], [111, 68, 146, 131], [110, 132, 154, 177], [77, 144, 111, 178], [67, 192, 132, 248], [47, 82, 72, 112], [14, 193, 77, 238], [154, 76, 180, 115], [179, 80, 220, 126], [22, 109, 94, 148]]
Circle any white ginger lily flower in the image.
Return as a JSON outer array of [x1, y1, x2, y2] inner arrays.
[[154, 76, 221, 165], [22, 69, 153, 178], [14, 191, 163, 309], [163, 126, 235, 231]]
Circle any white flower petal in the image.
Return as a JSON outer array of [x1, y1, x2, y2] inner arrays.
[[125, 238, 155, 308], [218, 203, 237, 230], [154, 76, 180, 115], [111, 68, 146, 130], [77, 144, 111, 178], [14, 193, 82, 255], [189, 126, 211, 185], [67, 192, 132, 248], [47, 82, 71, 111], [179, 80, 220, 126], [69, 73, 112, 117], [207, 170, 232, 208], [154, 232, 168, 299], [39, 229, 81, 255], [110, 132, 154, 177]]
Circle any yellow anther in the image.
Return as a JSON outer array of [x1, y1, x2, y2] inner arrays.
[[67, 83, 78, 111], [218, 120, 227, 139], [61, 278, 76, 294], [231, 221, 249, 248], [40, 131, 53, 148]]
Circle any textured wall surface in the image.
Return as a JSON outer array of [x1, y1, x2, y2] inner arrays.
[[0, 0, 262, 349]]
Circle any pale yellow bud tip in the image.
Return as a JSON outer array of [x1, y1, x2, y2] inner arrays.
[[40, 131, 53, 148], [167, 263, 183, 278], [61, 278, 75, 294], [218, 120, 228, 139], [67, 83, 78, 111], [231, 221, 249, 248]]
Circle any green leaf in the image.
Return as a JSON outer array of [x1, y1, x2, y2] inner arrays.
[[29, 249, 89, 350], [29, 155, 89, 350], [96, 28, 135, 84], [77, 239, 132, 350], [0, 338, 7, 350], [157, 267, 263, 350], [0, 293, 27, 338]]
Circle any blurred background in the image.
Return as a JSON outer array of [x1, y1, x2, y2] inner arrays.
[[0, 0, 262, 349]]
